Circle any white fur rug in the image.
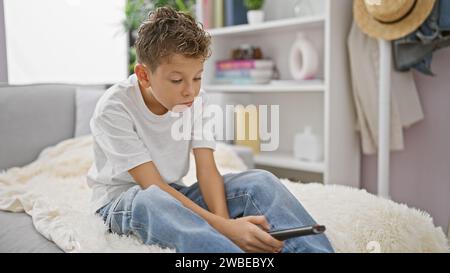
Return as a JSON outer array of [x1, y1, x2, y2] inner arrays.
[[0, 136, 448, 253]]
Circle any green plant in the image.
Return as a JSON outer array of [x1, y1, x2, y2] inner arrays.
[[124, 0, 196, 75], [124, 0, 153, 32], [124, 0, 196, 33], [244, 0, 265, 10], [128, 47, 137, 75], [154, 0, 195, 14]]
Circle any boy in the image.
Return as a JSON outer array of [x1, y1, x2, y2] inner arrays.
[[87, 6, 334, 253]]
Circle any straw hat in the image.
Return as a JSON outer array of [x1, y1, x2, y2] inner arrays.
[[354, 0, 436, 40]]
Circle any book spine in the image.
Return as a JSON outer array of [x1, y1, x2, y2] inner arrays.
[[209, 0, 215, 29], [195, 0, 203, 25], [217, 62, 255, 70], [216, 69, 272, 78], [216, 60, 255, 71], [214, 0, 224, 28], [202, 0, 210, 29], [224, 0, 232, 26], [216, 71, 252, 78], [215, 77, 270, 85], [224, 0, 248, 26], [216, 60, 273, 71]]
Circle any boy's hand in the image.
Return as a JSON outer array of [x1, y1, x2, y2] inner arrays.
[[217, 216, 284, 253]]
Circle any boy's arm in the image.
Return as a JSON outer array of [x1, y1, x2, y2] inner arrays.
[[128, 161, 227, 229], [129, 159, 283, 252], [193, 148, 230, 219]]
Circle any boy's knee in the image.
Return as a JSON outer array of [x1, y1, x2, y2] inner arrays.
[[247, 169, 280, 189], [225, 170, 282, 198], [255, 169, 278, 180]]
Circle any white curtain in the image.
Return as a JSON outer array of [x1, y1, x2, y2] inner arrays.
[[3, 0, 127, 85]]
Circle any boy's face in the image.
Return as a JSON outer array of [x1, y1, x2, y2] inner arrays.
[[136, 53, 204, 113]]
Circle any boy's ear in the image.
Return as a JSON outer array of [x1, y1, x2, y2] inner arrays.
[[135, 63, 152, 88]]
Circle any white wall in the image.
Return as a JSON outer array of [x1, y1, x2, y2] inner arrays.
[[3, 0, 128, 85], [362, 48, 450, 234]]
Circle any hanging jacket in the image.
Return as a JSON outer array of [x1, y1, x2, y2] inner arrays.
[[394, 0, 450, 76], [348, 22, 424, 155]]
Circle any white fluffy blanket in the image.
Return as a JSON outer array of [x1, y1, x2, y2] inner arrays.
[[0, 136, 448, 253]]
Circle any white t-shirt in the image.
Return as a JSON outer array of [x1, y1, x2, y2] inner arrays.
[[86, 74, 216, 213]]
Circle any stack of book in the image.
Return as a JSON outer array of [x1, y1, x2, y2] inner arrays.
[[215, 59, 275, 85], [197, 0, 248, 29]]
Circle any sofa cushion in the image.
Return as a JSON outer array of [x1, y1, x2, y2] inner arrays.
[[74, 87, 105, 137], [0, 85, 76, 171], [0, 211, 62, 253]]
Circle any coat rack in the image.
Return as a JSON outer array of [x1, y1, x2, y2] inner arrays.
[[377, 39, 391, 199]]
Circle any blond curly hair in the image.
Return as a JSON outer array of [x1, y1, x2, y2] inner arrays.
[[134, 6, 212, 73]]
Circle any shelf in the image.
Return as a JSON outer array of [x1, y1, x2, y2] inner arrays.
[[204, 81, 324, 93], [254, 152, 325, 173], [201, 0, 361, 187], [208, 15, 325, 37]]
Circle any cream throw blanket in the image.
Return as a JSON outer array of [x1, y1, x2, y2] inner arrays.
[[0, 136, 448, 253]]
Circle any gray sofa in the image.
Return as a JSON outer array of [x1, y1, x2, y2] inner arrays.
[[0, 84, 79, 253], [0, 84, 254, 252]]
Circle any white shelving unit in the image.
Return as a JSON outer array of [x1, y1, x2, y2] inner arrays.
[[207, 15, 325, 37], [200, 0, 360, 187], [254, 152, 325, 173], [204, 80, 324, 93]]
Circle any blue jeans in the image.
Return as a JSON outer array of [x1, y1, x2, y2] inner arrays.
[[97, 169, 334, 253]]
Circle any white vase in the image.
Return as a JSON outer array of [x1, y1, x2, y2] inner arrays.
[[289, 32, 319, 80], [293, 126, 323, 162], [247, 10, 264, 25]]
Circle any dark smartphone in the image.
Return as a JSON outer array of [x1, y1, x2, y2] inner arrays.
[[269, 225, 326, 241]]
